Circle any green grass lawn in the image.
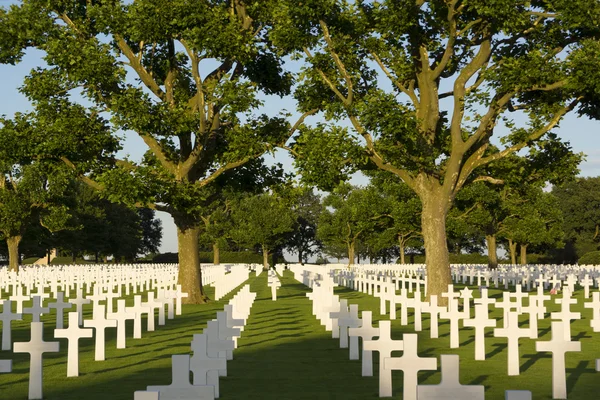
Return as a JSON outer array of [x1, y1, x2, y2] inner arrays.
[[1, 269, 599, 399]]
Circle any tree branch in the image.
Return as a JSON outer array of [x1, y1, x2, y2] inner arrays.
[[114, 35, 165, 101], [475, 97, 582, 168], [370, 50, 419, 106]]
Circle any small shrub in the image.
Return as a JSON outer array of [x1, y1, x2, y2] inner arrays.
[[578, 251, 600, 265]]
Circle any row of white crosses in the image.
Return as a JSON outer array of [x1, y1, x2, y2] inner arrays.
[[267, 269, 282, 301], [134, 284, 257, 400], [295, 262, 600, 399], [212, 265, 251, 301], [296, 265, 499, 400], [1, 275, 190, 400]]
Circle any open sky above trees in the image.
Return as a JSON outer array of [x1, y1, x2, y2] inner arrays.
[[0, 4, 598, 258]]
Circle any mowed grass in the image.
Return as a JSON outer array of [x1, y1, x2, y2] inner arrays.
[[1, 269, 600, 399], [329, 275, 600, 400], [0, 274, 259, 400]]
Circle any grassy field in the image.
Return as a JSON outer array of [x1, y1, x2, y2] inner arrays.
[[1, 269, 599, 399]]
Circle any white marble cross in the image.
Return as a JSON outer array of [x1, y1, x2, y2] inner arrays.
[[384, 333, 437, 400], [535, 321, 581, 399], [133, 391, 159, 400], [330, 299, 351, 347], [495, 292, 518, 328], [521, 296, 544, 339], [581, 274, 593, 299], [48, 292, 73, 329], [463, 304, 497, 360], [31, 287, 50, 305], [551, 289, 581, 341], [348, 310, 379, 375], [584, 291, 600, 332], [510, 285, 528, 313], [440, 297, 463, 349], [174, 284, 188, 316], [68, 288, 91, 326], [338, 304, 361, 349], [147, 354, 215, 400], [422, 295, 445, 339], [363, 320, 404, 397], [493, 311, 532, 375], [10, 285, 30, 314], [144, 292, 162, 332], [505, 390, 532, 400], [1, 300, 22, 350], [54, 312, 94, 377], [190, 333, 225, 397], [111, 299, 136, 349], [474, 287, 496, 318], [204, 320, 234, 375], [13, 322, 60, 400], [128, 295, 151, 339], [24, 296, 50, 323], [413, 290, 423, 331], [441, 285, 460, 308], [87, 286, 106, 308], [417, 355, 485, 400], [459, 287, 473, 319], [0, 359, 11, 373], [83, 304, 117, 361], [215, 311, 241, 360]]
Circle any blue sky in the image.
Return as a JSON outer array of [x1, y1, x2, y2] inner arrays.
[[1, 24, 599, 256]]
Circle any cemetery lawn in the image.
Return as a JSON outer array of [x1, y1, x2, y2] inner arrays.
[[2, 269, 600, 399]]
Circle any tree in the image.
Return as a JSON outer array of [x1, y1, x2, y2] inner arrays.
[[230, 192, 296, 269], [455, 143, 581, 267], [284, 187, 323, 264], [553, 177, 600, 262], [0, 1, 314, 302], [0, 117, 78, 271], [274, 1, 600, 299], [367, 171, 422, 264], [502, 188, 564, 264], [317, 184, 383, 265]]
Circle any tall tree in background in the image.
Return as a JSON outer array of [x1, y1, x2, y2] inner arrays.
[[317, 184, 382, 265], [276, 1, 600, 300], [502, 187, 564, 264], [0, 1, 314, 302], [367, 171, 422, 264], [285, 187, 323, 264], [231, 192, 296, 269], [553, 177, 600, 262], [0, 117, 78, 271]]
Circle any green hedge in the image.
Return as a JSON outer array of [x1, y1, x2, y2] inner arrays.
[[397, 253, 494, 264], [152, 251, 266, 264], [578, 251, 600, 265]]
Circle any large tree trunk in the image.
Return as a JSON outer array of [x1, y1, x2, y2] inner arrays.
[[213, 242, 220, 265], [520, 244, 528, 265], [298, 248, 303, 264], [7, 235, 21, 273], [486, 234, 498, 269], [347, 240, 355, 265], [399, 237, 406, 264], [508, 239, 517, 264], [176, 223, 207, 304], [262, 244, 269, 269], [420, 194, 452, 304]]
